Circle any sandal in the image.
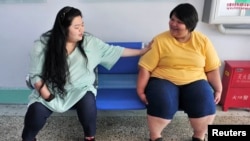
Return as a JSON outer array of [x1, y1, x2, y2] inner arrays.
[[84, 137, 95, 141], [192, 136, 205, 141], [149, 137, 163, 141], [22, 138, 36, 141]]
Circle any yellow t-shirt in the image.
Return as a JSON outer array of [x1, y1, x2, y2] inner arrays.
[[139, 31, 221, 85]]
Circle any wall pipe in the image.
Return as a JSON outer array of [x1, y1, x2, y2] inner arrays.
[[217, 24, 250, 35]]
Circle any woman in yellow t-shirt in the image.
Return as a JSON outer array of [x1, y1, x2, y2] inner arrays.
[[137, 3, 222, 141]]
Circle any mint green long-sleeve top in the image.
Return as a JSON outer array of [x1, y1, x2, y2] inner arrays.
[[27, 34, 124, 113]]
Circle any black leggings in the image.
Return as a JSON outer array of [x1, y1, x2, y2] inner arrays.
[[22, 91, 97, 141]]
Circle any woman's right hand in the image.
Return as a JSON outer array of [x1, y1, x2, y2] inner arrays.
[[138, 93, 148, 105], [137, 67, 151, 105]]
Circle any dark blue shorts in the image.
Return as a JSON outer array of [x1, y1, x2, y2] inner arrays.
[[145, 77, 216, 119]]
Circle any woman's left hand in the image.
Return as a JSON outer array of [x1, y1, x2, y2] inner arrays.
[[214, 91, 222, 104]]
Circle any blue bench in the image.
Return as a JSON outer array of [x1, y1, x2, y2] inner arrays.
[[96, 42, 146, 110], [25, 42, 146, 110]]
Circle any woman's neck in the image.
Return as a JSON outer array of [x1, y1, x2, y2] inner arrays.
[[66, 42, 77, 55], [175, 32, 191, 43]]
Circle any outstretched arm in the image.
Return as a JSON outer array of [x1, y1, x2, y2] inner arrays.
[[121, 41, 153, 57]]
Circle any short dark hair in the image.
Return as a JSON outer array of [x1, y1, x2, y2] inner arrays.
[[169, 3, 198, 32]]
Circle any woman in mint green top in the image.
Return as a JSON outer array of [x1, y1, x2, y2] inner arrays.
[[22, 6, 150, 141]]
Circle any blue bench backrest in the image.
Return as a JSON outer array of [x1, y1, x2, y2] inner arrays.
[[98, 42, 143, 74], [96, 42, 146, 110]]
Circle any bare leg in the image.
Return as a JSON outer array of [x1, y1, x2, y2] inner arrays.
[[189, 114, 215, 140], [147, 115, 171, 140]]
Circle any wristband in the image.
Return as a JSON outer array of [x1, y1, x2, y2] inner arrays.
[[45, 94, 55, 102]]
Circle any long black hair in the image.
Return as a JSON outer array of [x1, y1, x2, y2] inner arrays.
[[170, 3, 198, 32], [39, 6, 87, 97]]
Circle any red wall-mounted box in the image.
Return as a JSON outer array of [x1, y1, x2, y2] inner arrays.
[[220, 60, 250, 111]]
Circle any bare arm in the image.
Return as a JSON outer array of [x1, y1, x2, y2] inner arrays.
[[206, 68, 223, 104], [121, 41, 152, 57], [34, 80, 52, 100], [137, 66, 151, 104]]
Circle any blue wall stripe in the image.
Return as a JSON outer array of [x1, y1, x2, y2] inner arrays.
[[0, 89, 31, 104]]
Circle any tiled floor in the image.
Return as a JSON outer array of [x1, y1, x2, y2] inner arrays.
[[0, 104, 249, 141]]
